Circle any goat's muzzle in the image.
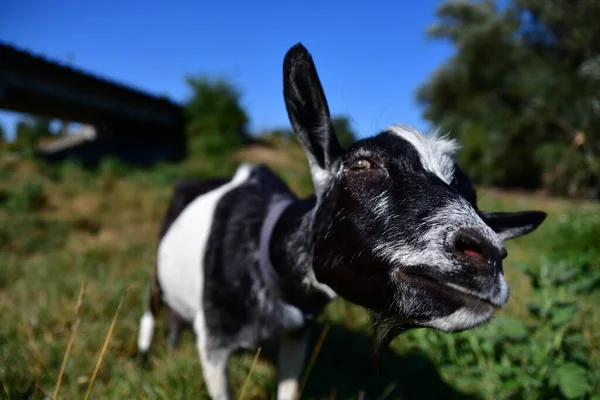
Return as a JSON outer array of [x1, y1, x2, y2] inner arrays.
[[452, 228, 507, 276]]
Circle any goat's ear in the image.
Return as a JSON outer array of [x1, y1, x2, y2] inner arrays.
[[480, 210, 547, 241], [283, 43, 344, 195]]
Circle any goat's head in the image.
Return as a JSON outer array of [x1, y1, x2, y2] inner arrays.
[[283, 43, 547, 350]]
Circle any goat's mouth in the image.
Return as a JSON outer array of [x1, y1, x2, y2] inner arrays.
[[371, 269, 507, 363], [394, 268, 507, 310]]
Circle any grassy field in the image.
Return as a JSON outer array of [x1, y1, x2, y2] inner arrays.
[[1, 138, 599, 400]]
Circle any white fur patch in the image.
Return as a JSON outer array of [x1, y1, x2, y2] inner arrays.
[[157, 163, 253, 322], [373, 192, 392, 223], [311, 167, 332, 190], [387, 125, 459, 184], [195, 311, 232, 400], [305, 269, 337, 300], [295, 243, 337, 300], [445, 275, 508, 307], [374, 197, 503, 273], [137, 311, 155, 353], [424, 306, 494, 332], [280, 303, 306, 329], [306, 148, 344, 196], [497, 276, 509, 305]]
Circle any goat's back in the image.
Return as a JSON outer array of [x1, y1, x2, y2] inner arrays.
[[158, 177, 232, 240]]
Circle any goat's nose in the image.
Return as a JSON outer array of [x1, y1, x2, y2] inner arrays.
[[452, 229, 507, 274]]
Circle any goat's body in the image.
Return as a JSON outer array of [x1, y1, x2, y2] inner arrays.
[[137, 43, 547, 400], [139, 163, 333, 400], [157, 175, 236, 322]]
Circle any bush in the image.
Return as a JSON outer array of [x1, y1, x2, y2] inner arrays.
[[1, 178, 46, 212], [545, 213, 600, 265], [406, 252, 600, 400], [97, 157, 132, 180], [260, 114, 358, 149], [418, 0, 600, 197], [332, 116, 358, 149], [184, 76, 249, 156]]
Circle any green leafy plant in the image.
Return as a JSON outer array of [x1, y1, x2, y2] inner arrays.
[[402, 252, 599, 400], [1, 178, 46, 212], [184, 76, 249, 157]]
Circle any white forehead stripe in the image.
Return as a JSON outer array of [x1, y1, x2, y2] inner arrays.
[[387, 125, 459, 184]]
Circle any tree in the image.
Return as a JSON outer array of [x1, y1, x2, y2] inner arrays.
[[15, 116, 53, 142], [183, 76, 249, 155], [264, 128, 295, 142], [259, 115, 357, 148], [418, 0, 600, 198], [332, 115, 358, 149]]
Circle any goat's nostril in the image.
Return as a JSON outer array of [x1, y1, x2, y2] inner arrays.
[[453, 231, 504, 268], [454, 234, 485, 259], [464, 247, 483, 258], [455, 237, 485, 259]]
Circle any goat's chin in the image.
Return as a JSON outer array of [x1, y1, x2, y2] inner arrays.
[[371, 311, 413, 365], [370, 298, 498, 363], [370, 271, 508, 363], [421, 304, 496, 333], [370, 306, 497, 367]]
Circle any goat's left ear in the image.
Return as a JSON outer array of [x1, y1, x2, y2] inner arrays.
[[480, 210, 547, 241], [283, 43, 344, 196]]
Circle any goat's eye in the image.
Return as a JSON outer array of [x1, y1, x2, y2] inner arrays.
[[349, 159, 372, 170]]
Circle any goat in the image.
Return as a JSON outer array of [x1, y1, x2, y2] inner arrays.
[[136, 43, 547, 400]]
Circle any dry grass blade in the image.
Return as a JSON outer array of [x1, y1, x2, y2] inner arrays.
[[22, 320, 46, 395], [238, 347, 262, 400], [83, 285, 129, 400], [53, 281, 87, 400], [297, 324, 330, 400]]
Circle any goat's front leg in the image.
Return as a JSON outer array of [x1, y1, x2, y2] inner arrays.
[[277, 328, 309, 400], [194, 311, 232, 400]]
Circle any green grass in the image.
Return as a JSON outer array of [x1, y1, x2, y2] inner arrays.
[[0, 139, 599, 399]]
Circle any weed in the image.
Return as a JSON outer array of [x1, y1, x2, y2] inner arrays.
[[1, 178, 46, 212]]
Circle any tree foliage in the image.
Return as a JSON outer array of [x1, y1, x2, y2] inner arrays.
[[14, 116, 54, 152], [183, 76, 249, 155], [418, 0, 600, 198], [261, 115, 357, 149], [332, 115, 358, 149]]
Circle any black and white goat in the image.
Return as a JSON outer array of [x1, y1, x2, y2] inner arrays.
[[137, 43, 547, 400]]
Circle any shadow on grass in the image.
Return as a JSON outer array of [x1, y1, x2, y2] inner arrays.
[[300, 323, 477, 400]]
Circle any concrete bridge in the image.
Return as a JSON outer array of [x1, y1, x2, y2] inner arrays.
[[0, 42, 186, 165]]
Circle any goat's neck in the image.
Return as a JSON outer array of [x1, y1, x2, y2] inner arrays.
[[268, 196, 336, 313], [269, 197, 316, 281]]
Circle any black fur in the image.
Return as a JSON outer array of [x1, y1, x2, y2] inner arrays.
[[202, 166, 310, 349], [138, 43, 548, 399]]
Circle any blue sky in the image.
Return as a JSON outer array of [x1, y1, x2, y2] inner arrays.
[[0, 0, 455, 140]]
